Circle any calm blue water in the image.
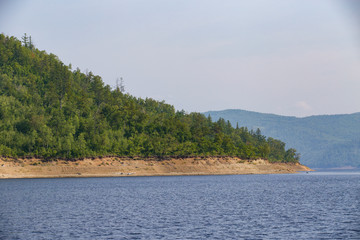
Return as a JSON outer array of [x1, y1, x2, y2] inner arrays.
[[0, 171, 359, 239]]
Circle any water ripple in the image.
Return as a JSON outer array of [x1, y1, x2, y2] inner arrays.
[[0, 171, 359, 239]]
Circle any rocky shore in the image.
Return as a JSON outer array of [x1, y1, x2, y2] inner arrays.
[[0, 157, 312, 179]]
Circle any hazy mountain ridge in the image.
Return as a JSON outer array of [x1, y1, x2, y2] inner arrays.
[[203, 109, 360, 168]]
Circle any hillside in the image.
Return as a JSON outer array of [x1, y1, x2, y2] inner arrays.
[[0, 34, 299, 163], [203, 109, 360, 168]]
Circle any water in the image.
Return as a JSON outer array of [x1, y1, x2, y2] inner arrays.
[[0, 171, 359, 239]]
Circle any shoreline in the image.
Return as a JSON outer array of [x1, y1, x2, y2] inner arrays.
[[0, 157, 313, 179]]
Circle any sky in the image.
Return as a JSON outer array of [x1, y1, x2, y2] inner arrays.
[[0, 0, 359, 117]]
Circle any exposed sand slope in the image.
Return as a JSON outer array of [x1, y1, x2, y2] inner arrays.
[[0, 157, 312, 179]]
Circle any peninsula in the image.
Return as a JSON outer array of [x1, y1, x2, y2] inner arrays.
[[0, 33, 308, 178]]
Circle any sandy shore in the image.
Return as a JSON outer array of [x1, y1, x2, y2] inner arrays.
[[0, 157, 312, 179]]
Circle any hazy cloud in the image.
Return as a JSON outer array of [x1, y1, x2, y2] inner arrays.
[[296, 101, 312, 112]]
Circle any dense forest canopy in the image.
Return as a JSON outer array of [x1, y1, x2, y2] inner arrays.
[[0, 34, 299, 163]]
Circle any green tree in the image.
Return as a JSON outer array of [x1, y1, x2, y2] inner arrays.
[[0, 33, 300, 163]]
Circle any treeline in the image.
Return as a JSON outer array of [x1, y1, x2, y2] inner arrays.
[[0, 34, 299, 162]]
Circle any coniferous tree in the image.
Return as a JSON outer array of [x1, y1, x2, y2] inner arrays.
[[21, 33, 28, 47]]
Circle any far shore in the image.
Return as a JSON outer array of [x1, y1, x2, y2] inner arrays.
[[0, 157, 313, 179]]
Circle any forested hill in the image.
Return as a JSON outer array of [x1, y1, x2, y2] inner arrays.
[[0, 34, 299, 163], [204, 109, 360, 168]]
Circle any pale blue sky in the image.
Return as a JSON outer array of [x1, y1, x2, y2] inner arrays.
[[1, 0, 359, 117]]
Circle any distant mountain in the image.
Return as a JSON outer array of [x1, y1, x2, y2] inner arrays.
[[203, 109, 360, 168]]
